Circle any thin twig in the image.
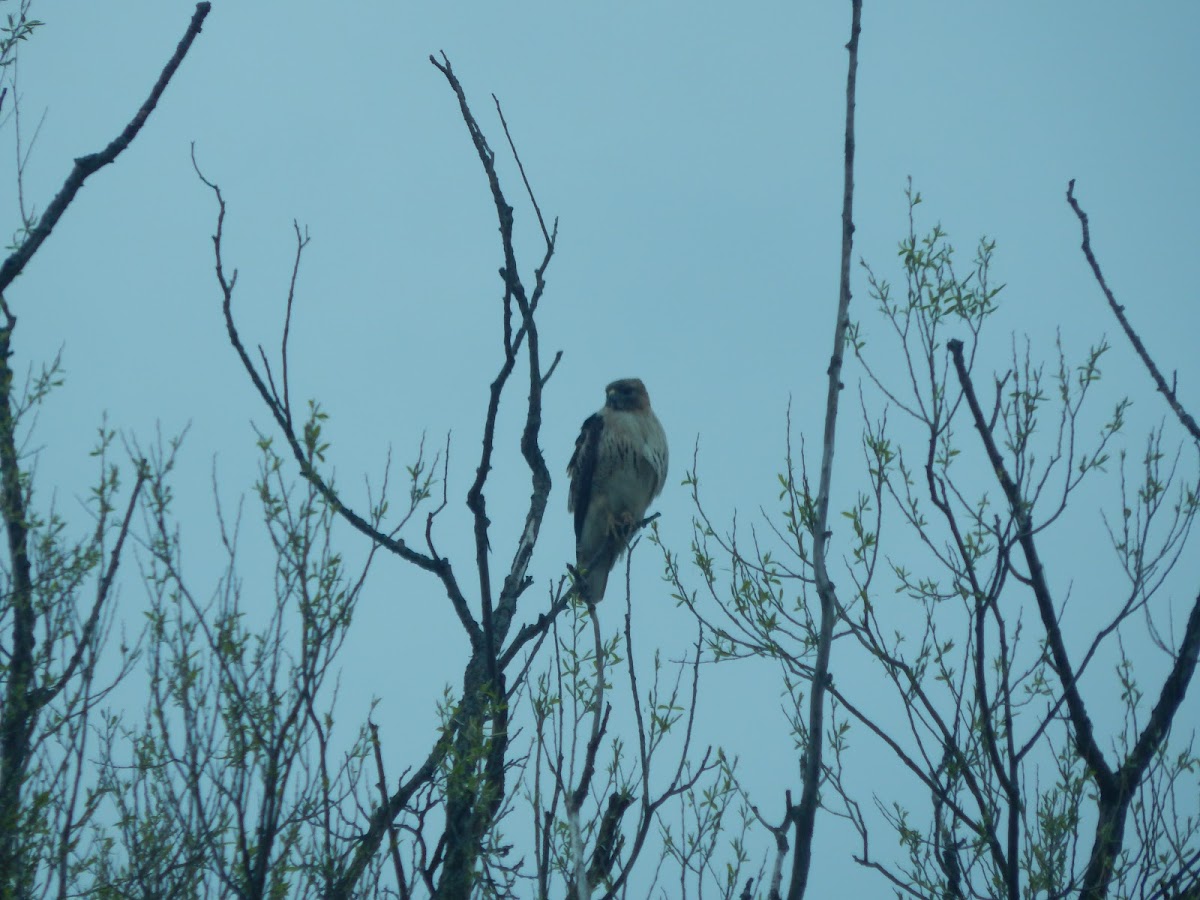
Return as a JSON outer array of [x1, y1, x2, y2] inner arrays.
[[493, 94, 551, 246], [1065, 180, 1200, 443], [369, 721, 410, 900], [281, 221, 310, 428], [40, 464, 149, 706]]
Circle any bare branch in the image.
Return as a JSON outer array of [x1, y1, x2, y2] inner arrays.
[[281, 220, 310, 429], [1066, 180, 1200, 443], [1118, 592, 1200, 809], [369, 721, 410, 899], [0, 3, 212, 294], [192, 150, 484, 647], [492, 94, 551, 246], [789, 2, 861, 896]]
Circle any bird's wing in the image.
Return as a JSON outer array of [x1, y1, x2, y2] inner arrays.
[[567, 412, 604, 544]]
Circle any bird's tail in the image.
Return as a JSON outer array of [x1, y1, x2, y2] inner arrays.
[[577, 540, 619, 603], [582, 566, 610, 604]]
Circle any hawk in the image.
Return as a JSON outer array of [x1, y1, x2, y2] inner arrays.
[[567, 378, 668, 602]]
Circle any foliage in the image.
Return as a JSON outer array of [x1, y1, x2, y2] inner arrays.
[[671, 181, 1200, 897]]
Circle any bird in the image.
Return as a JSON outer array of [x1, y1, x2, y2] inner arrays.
[[567, 378, 669, 602]]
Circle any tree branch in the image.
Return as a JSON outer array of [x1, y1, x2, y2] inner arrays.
[[0, 3, 211, 294], [368, 721, 409, 899], [331, 732, 453, 897], [788, 2, 861, 896], [38, 462, 149, 707], [0, 301, 35, 882], [193, 154, 484, 648], [948, 337, 1114, 792], [1065, 180, 1200, 443], [1119, 591, 1200, 783]]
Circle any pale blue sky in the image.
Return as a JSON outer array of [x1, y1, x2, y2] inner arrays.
[[7, 1, 1199, 894]]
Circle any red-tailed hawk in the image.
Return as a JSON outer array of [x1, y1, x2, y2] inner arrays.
[[567, 378, 668, 602]]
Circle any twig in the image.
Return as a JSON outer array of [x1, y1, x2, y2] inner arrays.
[[191, 149, 484, 646], [39, 463, 149, 706], [281, 221, 309, 428], [369, 721, 410, 900], [1065, 180, 1200, 443], [493, 94, 551, 246]]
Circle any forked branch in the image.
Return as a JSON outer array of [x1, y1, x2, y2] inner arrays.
[[948, 338, 1113, 792], [948, 336, 1200, 896], [192, 153, 483, 647]]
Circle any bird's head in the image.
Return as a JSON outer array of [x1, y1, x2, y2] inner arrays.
[[605, 378, 651, 412]]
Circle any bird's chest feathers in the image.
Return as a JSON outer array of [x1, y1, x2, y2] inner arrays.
[[596, 411, 666, 508]]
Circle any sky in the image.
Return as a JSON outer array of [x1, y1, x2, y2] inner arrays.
[[5, 1, 1200, 895]]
